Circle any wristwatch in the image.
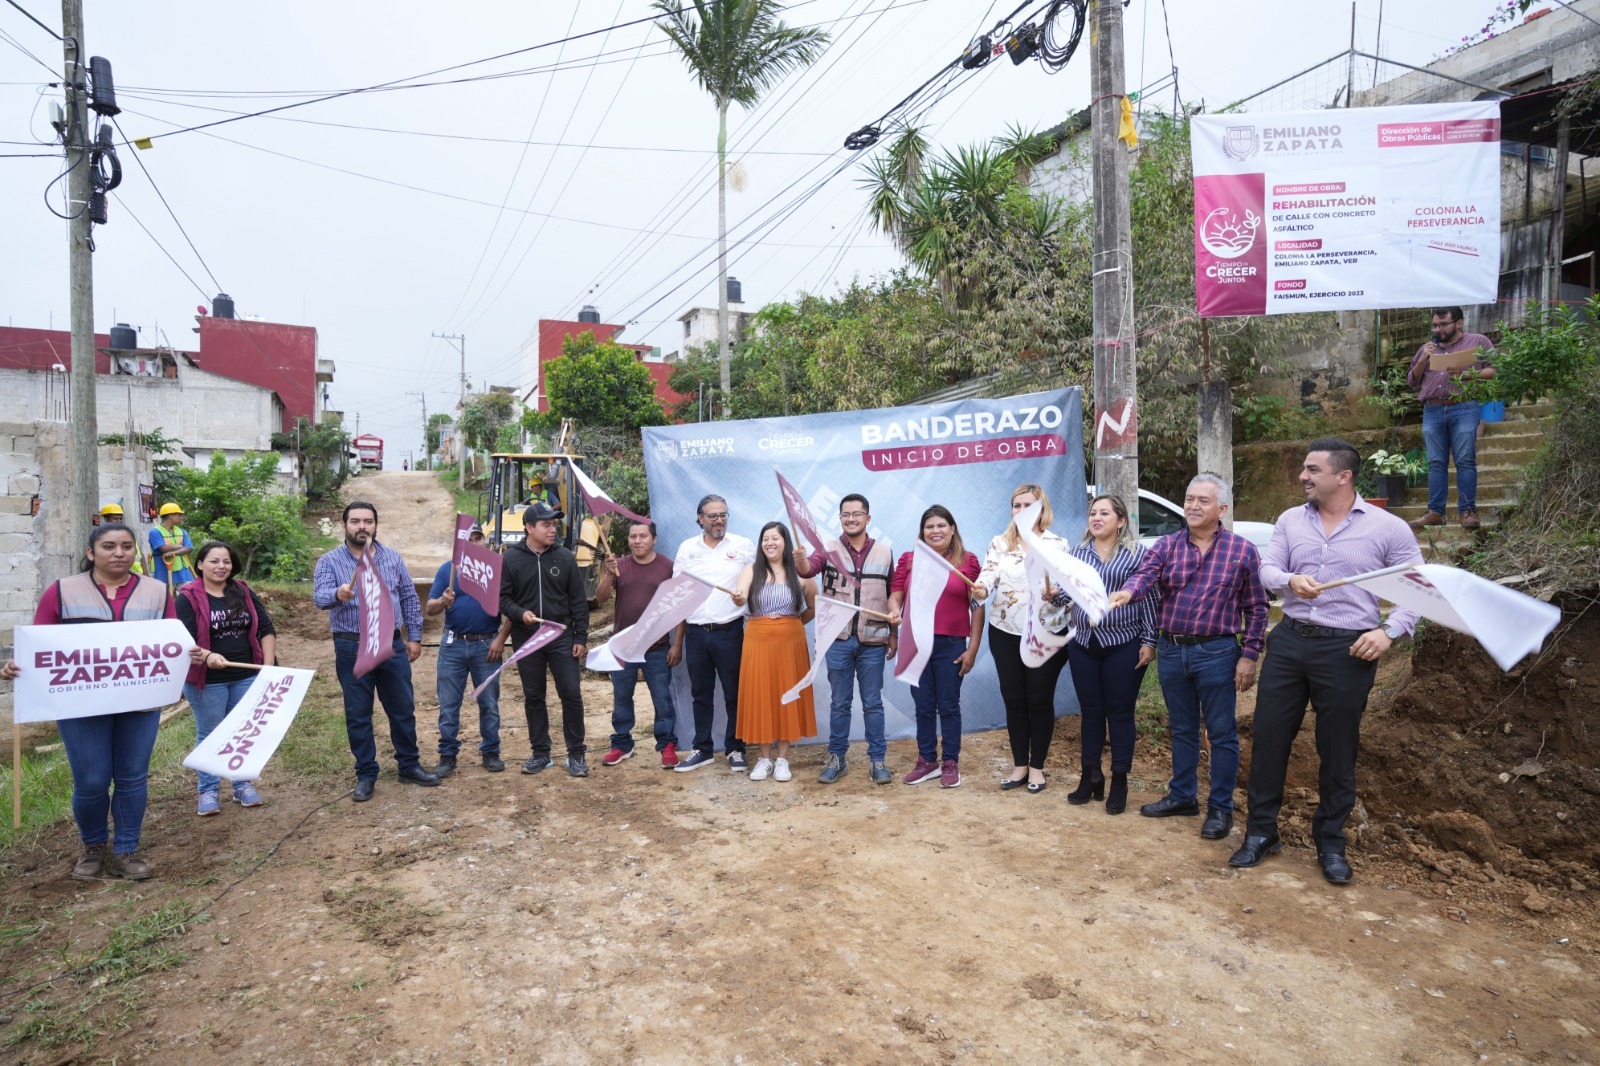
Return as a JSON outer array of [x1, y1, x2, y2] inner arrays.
[[1381, 623, 1402, 640]]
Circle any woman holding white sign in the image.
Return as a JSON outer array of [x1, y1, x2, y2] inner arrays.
[[0, 524, 176, 881], [971, 484, 1072, 794], [176, 541, 278, 816], [731, 522, 818, 782], [1064, 496, 1158, 814]]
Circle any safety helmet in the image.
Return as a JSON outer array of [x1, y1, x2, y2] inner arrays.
[[100, 503, 125, 517], [159, 503, 184, 517]]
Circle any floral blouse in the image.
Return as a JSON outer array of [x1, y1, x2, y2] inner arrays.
[[976, 530, 1071, 637]]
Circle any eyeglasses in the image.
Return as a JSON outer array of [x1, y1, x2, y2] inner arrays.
[[838, 511, 868, 519], [701, 512, 729, 521]]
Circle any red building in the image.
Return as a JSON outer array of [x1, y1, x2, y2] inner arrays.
[[0, 313, 328, 433], [527, 314, 688, 418]]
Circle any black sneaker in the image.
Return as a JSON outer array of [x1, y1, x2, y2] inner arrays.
[[521, 755, 552, 775], [433, 756, 457, 779], [482, 753, 505, 773], [567, 756, 589, 778]]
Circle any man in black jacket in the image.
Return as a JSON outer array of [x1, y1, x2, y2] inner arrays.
[[500, 502, 591, 777]]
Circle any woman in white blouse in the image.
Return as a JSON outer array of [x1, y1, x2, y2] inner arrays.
[[971, 484, 1071, 793]]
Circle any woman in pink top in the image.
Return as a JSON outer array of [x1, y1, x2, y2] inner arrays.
[[888, 505, 984, 788]]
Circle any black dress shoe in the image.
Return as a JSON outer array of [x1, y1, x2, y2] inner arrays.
[[1318, 851, 1353, 884], [1228, 834, 1283, 867], [352, 778, 375, 803], [1200, 809, 1233, 840], [398, 766, 440, 787], [1027, 779, 1047, 794], [1139, 794, 1201, 818], [482, 754, 505, 773], [433, 756, 457, 779], [999, 777, 1028, 791]]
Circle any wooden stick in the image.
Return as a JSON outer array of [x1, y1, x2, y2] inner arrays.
[[216, 660, 269, 671], [1314, 562, 1417, 591], [13, 724, 20, 830], [858, 606, 894, 622]]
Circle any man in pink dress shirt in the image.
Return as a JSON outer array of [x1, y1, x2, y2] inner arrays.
[[1232, 438, 1423, 885]]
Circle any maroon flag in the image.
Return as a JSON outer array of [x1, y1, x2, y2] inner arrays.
[[353, 544, 396, 679], [455, 538, 503, 618], [470, 620, 566, 701], [775, 467, 856, 587], [570, 460, 649, 524], [451, 512, 475, 570]]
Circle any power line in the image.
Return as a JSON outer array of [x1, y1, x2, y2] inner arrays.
[[110, 116, 222, 292], [0, 24, 57, 74], [110, 192, 208, 298], [3, 0, 61, 39]]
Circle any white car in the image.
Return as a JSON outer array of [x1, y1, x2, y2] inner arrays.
[[1089, 487, 1275, 553]]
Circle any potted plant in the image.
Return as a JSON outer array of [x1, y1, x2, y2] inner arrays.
[[1367, 449, 1410, 504]]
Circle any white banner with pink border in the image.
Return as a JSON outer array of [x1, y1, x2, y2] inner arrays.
[[1191, 101, 1500, 316]]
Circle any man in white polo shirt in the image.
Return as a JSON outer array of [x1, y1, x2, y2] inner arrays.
[[673, 494, 756, 773]]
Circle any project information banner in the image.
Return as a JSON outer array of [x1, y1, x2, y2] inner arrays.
[[1191, 101, 1500, 317], [642, 388, 1089, 742]]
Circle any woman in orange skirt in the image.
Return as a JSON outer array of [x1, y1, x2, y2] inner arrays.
[[731, 522, 817, 782]]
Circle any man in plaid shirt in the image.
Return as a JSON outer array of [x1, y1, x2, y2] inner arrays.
[[1110, 474, 1269, 842]]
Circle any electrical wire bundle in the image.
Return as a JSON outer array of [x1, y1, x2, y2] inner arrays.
[[843, 0, 1088, 151]]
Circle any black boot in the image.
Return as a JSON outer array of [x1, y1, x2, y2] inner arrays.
[[1067, 763, 1104, 805], [1105, 772, 1129, 815]]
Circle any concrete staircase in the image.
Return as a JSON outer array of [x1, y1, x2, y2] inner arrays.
[[1385, 402, 1553, 560]]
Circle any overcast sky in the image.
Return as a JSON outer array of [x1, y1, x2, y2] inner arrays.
[[2, 0, 1501, 463]]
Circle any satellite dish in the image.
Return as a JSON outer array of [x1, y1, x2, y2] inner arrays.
[[196, 305, 208, 315]]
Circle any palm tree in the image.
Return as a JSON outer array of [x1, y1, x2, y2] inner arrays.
[[654, 0, 828, 414]]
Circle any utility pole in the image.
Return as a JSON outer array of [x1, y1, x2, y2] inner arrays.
[[1089, 0, 1139, 524], [407, 391, 427, 471], [433, 332, 466, 489], [1196, 319, 1233, 530], [63, 0, 98, 561]]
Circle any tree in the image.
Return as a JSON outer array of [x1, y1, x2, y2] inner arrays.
[[458, 392, 517, 453], [535, 330, 667, 432], [271, 416, 352, 501], [173, 451, 312, 581], [426, 413, 453, 456], [653, 0, 828, 412]]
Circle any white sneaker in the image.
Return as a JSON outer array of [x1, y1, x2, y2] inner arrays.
[[749, 758, 773, 782], [773, 758, 792, 782]]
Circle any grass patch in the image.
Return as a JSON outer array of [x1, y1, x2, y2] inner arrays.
[[329, 883, 439, 948], [270, 674, 353, 778], [437, 465, 485, 522], [1134, 668, 1168, 749]]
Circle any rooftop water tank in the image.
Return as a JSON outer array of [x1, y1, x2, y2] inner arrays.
[[109, 323, 137, 350], [212, 293, 235, 319], [726, 275, 743, 304], [578, 305, 601, 323]]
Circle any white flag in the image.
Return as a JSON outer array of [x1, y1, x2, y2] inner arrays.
[[585, 628, 630, 672], [1020, 549, 1074, 667], [1346, 563, 1560, 672], [1013, 500, 1110, 625], [782, 597, 861, 704], [183, 667, 316, 782], [608, 573, 716, 664], [894, 538, 960, 687]]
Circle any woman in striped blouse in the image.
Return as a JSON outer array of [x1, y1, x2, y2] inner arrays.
[[1066, 495, 1159, 813]]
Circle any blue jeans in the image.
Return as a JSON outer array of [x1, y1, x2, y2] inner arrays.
[[56, 709, 161, 853], [333, 635, 422, 780], [826, 636, 888, 761], [1423, 399, 1480, 514], [685, 622, 745, 755], [184, 677, 258, 794], [610, 644, 678, 753], [913, 634, 966, 762], [436, 635, 502, 758], [1156, 636, 1241, 814]]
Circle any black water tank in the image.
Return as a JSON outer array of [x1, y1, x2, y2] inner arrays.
[[578, 305, 600, 323], [726, 275, 742, 304], [212, 293, 235, 319], [109, 323, 137, 350]]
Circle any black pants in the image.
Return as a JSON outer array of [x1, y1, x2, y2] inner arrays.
[[516, 631, 586, 758], [988, 626, 1068, 770], [1245, 622, 1378, 852], [1067, 636, 1147, 773], [685, 621, 746, 755]]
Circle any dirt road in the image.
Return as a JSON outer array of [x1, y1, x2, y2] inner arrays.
[[344, 469, 460, 579], [3, 603, 1596, 1065]]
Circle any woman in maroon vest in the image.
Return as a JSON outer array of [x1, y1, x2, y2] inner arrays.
[[1, 524, 176, 881], [176, 541, 278, 815]]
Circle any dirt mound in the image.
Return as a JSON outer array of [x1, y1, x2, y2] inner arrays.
[[256, 586, 330, 641]]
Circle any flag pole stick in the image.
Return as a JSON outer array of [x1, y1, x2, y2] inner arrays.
[[1314, 562, 1417, 591], [12, 724, 21, 829], [217, 661, 269, 671]]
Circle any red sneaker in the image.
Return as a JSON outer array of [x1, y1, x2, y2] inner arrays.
[[903, 757, 940, 785], [939, 759, 962, 788], [660, 742, 679, 769], [601, 748, 632, 767]]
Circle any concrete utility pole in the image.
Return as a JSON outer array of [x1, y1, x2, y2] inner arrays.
[[1196, 319, 1233, 530], [432, 332, 466, 489], [63, 0, 98, 559], [407, 391, 427, 471], [1089, 0, 1139, 525]]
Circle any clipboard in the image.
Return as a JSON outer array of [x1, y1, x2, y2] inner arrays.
[[1428, 346, 1479, 372]]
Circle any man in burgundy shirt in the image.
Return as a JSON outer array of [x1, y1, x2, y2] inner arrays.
[[1405, 306, 1496, 530], [1110, 474, 1269, 842], [594, 520, 685, 769], [1234, 439, 1422, 884]]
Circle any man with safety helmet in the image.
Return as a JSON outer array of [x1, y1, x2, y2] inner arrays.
[[150, 503, 196, 586]]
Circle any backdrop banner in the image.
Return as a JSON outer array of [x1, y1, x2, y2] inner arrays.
[[12, 619, 192, 722], [1191, 101, 1500, 316], [641, 387, 1088, 744], [183, 667, 316, 782]]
